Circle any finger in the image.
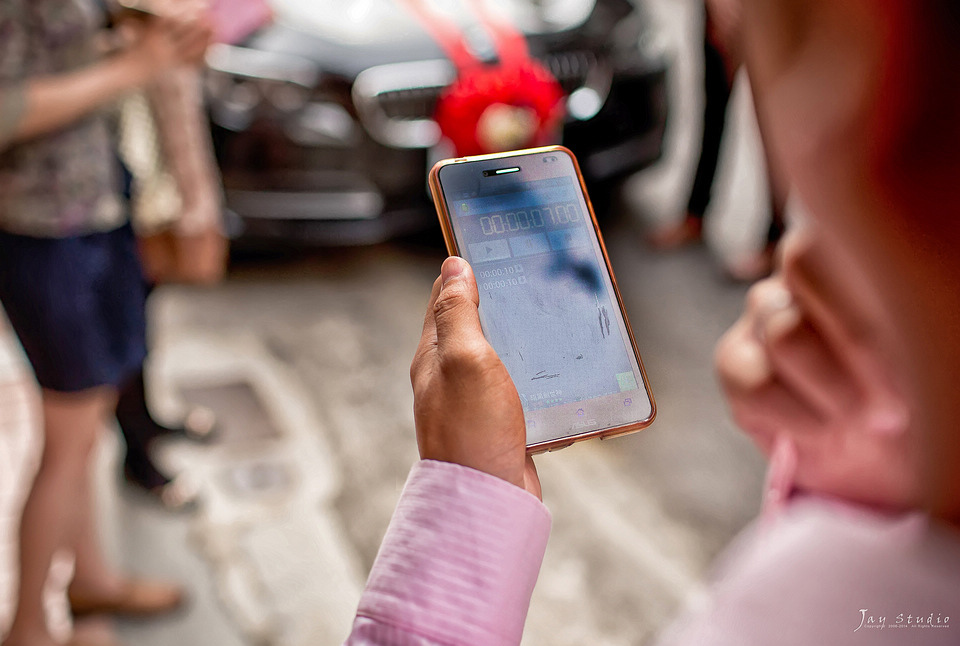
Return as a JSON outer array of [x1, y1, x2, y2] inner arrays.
[[410, 274, 442, 386], [116, 15, 146, 41], [178, 31, 212, 63], [161, 12, 206, 48], [781, 231, 908, 433], [746, 279, 859, 417], [764, 316, 861, 417], [432, 256, 486, 360], [722, 375, 824, 454], [167, 1, 206, 20], [421, 275, 443, 346], [716, 318, 822, 450], [168, 19, 211, 53], [715, 317, 772, 393], [780, 229, 886, 387]]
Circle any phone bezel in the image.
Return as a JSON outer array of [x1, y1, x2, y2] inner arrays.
[[428, 145, 656, 453]]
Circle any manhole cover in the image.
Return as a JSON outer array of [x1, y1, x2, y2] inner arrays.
[[180, 381, 281, 444]]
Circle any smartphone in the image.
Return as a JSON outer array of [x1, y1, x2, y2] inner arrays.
[[428, 146, 655, 453]]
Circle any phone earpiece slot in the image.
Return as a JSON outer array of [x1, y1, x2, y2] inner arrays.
[[482, 167, 521, 176]]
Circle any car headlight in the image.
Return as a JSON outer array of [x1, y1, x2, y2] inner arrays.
[[264, 81, 311, 113], [205, 44, 320, 129]]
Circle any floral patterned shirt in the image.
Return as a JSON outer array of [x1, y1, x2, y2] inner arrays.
[[0, 0, 125, 238]]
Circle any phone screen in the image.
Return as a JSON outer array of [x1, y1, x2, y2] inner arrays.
[[433, 148, 654, 448]]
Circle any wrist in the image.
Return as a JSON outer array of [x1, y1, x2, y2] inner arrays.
[[113, 47, 157, 89], [421, 458, 526, 493], [423, 452, 526, 492]]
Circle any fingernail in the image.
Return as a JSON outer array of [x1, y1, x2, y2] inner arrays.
[[760, 283, 794, 311], [764, 305, 802, 341], [727, 339, 772, 390], [441, 256, 466, 286]]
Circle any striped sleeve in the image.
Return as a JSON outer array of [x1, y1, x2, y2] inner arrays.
[[346, 459, 551, 646]]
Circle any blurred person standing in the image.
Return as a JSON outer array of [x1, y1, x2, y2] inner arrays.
[[113, 0, 270, 507], [115, 57, 226, 507], [0, 3, 211, 645], [649, 0, 784, 281]]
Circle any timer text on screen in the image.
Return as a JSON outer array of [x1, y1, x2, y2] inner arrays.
[[452, 177, 640, 413]]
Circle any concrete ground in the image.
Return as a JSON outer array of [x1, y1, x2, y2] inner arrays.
[[0, 0, 779, 644]]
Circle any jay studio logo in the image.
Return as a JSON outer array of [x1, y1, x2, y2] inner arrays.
[[855, 609, 951, 632]]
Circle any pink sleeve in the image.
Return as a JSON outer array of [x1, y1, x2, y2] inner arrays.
[[657, 498, 960, 646], [344, 459, 551, 646]]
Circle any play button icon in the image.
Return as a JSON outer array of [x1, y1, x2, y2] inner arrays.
[[468, 239, 511, 263]]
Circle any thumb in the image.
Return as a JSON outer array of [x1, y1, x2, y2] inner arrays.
[[433, 256, 484, 350]]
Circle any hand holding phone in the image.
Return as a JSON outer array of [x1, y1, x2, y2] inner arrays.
[[411, 257, 541, 497], [429, 146, 655, 452]]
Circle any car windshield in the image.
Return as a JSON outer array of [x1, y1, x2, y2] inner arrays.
[[270, 0, 596, 45]]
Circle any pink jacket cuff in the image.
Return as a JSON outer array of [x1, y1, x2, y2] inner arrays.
[[349, 459, 551, 645]]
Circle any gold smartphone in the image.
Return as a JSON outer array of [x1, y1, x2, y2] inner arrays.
[[428, 146, 655, 453]]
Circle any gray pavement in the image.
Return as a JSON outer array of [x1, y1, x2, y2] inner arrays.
[[127, 220, 764, 646], [0, 0, 779, 643]]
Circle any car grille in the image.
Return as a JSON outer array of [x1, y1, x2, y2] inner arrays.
[[374, 50, 600, 120], [542, 50, 599, 94], [377, 86, 441, 120]]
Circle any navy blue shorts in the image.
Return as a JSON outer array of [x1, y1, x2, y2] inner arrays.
[[0, 224, 147, 392]]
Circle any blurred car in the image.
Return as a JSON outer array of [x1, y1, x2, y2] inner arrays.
[[205, 0, 669, 246]]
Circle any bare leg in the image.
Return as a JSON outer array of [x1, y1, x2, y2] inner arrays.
[[68, 420, 185, 609], [3, 387, 114, 646], [68, 447, 126, 602], [69, 397, 184, 616]]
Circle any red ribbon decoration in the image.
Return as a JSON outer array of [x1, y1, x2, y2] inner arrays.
[[399, 0, 566, 156]]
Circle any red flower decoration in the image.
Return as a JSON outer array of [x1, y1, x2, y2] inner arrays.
[[434, 58, 566, 156]]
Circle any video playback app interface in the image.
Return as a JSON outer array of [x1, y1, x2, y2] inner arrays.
[[442, 156, 643, 428]]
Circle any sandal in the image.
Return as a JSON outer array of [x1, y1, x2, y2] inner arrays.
[[69, 579, 185, 618]]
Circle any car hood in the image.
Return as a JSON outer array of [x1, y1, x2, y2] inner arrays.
[[248, 0, 601, 78], [272, 0, 596, 43]]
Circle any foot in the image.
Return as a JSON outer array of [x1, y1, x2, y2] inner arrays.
[[68, 578, 185, 618], [157, 475, 200, 511], [1, 629, 59, 646], [118, 406, 217, 445], [122, 459, 199, 511], [149, 405, 218, 443], [123, 452, 169, 492], [0, 625, 115, 646], [181, 405, 218, 442], [647, 215, 703, 249], [70, 617, 120, 646]]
